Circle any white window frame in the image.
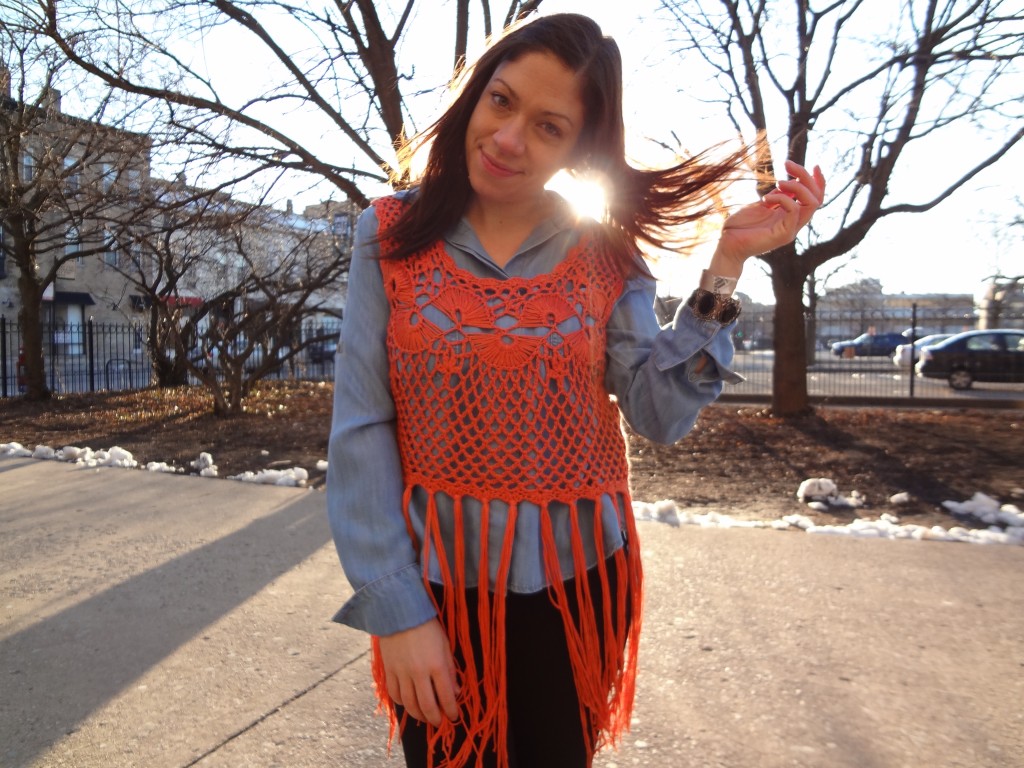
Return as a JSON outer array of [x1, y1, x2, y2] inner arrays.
[[65, 226, 81, 262], [21, 152, 35, 183], [103, 230, 119, 267], [100, 161, 114, 191], [64, 156, 81, 192]]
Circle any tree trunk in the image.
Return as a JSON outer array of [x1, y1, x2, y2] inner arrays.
[[16, 273, 51, 401], [770, 252, 811, 417]]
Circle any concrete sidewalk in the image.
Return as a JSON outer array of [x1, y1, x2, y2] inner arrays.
[[1, 457, 1022, 767]]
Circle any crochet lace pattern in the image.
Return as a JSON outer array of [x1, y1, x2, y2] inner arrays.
[[371, 196, 643, 768]]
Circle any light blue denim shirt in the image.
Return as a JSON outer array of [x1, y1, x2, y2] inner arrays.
[[326, 195, 742, 637]]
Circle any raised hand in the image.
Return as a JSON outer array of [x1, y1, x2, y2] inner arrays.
[[711, 160, 827, 275]]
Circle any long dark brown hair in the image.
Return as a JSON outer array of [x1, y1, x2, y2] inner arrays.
[[382, 13, 748, 275]]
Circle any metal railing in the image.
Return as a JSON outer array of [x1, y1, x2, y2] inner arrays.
[[2, 307, 1022, 403], [728, 305, 1023, 404], [0, 316, 341, 398]]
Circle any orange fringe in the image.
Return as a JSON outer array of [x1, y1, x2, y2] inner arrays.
[[370, 492, 643, 768], [369, 193, 641, 766]]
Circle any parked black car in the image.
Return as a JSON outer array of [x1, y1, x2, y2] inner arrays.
[[831, 332, 908, 358], [916, 329, 1024, 390]]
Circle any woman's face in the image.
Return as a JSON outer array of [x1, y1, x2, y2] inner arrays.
[[464, 50, 585, 211]]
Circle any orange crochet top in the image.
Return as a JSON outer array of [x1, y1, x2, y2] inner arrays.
[[371, 195, 644, 768]]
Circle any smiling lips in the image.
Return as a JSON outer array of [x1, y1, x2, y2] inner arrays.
[[478, 149, 520, 178]]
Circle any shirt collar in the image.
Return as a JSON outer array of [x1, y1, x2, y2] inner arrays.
[[447, 193, 577, 270]]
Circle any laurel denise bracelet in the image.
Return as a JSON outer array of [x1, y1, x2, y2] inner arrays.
[[686, 288, 742, 324]]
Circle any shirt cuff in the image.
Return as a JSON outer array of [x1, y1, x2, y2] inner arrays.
[[653, 306, 745, 385], [332, 563, 438, 637]]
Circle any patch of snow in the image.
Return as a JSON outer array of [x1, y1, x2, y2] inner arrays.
[[228, 467, 308, 487], [796, 478, 836, 502], [0, 442, 33, 458], [191, 452, 218, 477], [942, 492, 1024, 528], [103, 447, 138, 469], [633, 498, 1024, 547], [3, 437, 1020, 547], [146, 461, 183, 474], [796, 477, 865, 510], [26, 443, 140, 469]]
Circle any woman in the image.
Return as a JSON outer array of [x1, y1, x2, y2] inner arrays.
[[327, 12, 824, 768]]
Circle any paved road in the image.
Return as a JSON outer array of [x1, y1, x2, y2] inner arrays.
[[1, 457, 1022, 767]]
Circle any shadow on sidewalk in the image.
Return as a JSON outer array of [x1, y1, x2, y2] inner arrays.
[[0, 489, 330, 767]]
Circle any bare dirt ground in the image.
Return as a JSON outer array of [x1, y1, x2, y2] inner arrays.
[[1, 381, 1021, 529]]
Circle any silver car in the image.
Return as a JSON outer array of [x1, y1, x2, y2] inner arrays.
[[891, 334, 953, 368]]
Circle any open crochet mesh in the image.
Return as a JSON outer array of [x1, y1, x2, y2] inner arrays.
[[371, 196, 643, 768]]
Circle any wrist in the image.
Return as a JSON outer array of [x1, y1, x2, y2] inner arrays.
[[707, 247, 745, 281], [699, 269, 738, 297]]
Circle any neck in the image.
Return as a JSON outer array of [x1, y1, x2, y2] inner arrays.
[[465, 192, 558, 236], [463, 193, 565, 269]]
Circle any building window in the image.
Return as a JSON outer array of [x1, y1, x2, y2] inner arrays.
[[127, 243, 144, 271], [65, 226, 81, 261], [101, 161, 114, 191], [104, 233, 118, 267], [64, 156, 80, 192], [21, 152, 34, 183], [124, 168, 143, 192]]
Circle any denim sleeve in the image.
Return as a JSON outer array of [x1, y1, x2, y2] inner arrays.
[[605, 275, 743, 445], [325, 206, 437, 637]]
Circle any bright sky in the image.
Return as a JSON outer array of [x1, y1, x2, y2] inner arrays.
[[537, 0, 1022, 304], [193, 0, 1022, 305]]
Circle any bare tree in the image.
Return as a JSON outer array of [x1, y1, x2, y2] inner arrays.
[[14, 0, 545, 412], [0, 20, 154, 400], [978, 273, 1024, 329], [660, 0, 1024, 415], [33, 0, 545, 209], [111, 179, 354, 414]]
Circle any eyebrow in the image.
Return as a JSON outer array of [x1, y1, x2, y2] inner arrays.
[[492, 76, 577, 127]]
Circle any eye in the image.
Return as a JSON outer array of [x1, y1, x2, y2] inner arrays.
[[490, 91, 510, 109], [540, 122, 563, 139]]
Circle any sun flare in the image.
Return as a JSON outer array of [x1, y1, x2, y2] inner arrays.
[[547, 171, 607, 221]]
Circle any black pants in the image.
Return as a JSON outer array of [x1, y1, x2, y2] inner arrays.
[[399, 562, 622, 768]]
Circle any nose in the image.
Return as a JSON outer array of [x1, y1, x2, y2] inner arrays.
[[493, 118, 526, 156]]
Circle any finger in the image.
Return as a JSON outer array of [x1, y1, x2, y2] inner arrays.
[[775, 177, 818, 208], [414, 674, 444, 727], [783, 159, 827, 204], [813, 165, 827, 201], [434, 664, 460, 722], [386, 670, 403, 708], [761, 189, 800, 214], [399, 677, 427, 724], [782, 159, 815, 188], [449, 652, 461, 697]]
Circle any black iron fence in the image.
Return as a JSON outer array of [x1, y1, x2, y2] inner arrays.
[[2, 307, 1022, 403], [0, 316, 342, 398], [728, 304, 1023, 403]]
